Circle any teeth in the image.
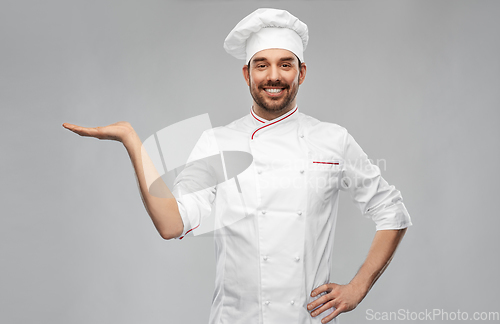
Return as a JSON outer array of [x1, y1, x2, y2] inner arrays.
[[265, 88, 282, 93]]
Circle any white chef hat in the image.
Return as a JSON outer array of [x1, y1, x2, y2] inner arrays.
[[224, 8, 309, 63]]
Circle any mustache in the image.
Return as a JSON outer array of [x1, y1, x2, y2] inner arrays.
[[259, 81, 290, 88]]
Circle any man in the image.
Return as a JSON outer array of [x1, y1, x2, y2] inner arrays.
[[63, 8, 411, 324]]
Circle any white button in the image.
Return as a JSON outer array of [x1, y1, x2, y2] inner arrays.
[[290, 300, 295, 305], [295, 256, 301, 262], [262, 210, 267, 215], [265, 301, 270, 305], [257, 170, 262, 174], [297, 210, 302, 215], [263, 255, 268, 261], [300, 134, 304, 138], [300, 169, 304, 174]]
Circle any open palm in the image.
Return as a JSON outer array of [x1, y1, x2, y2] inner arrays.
[[62, 121, 134, 143]]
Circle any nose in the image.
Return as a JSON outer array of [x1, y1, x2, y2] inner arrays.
[[267, 65, 281, 82]]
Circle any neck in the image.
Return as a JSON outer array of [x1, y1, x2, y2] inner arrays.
[[252, 101, 297, 121]]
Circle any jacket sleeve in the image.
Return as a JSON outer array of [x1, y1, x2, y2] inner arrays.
[[172, 130, 219, 239], [340, 131, 412, 231]]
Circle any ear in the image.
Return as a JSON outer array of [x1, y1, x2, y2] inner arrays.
[[298, 62, 307, 85], [242, 64, 250, 86]]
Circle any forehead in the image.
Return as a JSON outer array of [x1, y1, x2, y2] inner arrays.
[[249, 48, 298, 64]]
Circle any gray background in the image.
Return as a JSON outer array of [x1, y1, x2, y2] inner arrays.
[[1, 0, 499, 323]]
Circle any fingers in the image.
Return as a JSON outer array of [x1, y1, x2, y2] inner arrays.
[[308, 283, 361, 322], [62, 123, 75, 130], [307, 283, 344, 322], [63, 122, 132, 142], [311, 283, 334, 297], [307, 293, 329, 312], [308, 283, 336, 311], [321, 306, 344, 324], [62, 123, 101, 138], [310, 298, 336, 317], [62, 123, 85, 133], [309, 297, 346, 323]]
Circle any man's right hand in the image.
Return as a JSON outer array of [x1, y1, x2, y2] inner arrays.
[[62, 121, 134, 143], [62, 120, 183, 239]]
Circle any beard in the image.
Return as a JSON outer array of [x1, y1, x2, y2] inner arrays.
[[249, 77, 299, 114]]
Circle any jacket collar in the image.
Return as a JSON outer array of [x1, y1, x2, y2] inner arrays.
[[249, 105, 299, 139]]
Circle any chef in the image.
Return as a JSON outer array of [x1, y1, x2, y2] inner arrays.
[[171, 8, 412, 324], [62, 7, 412, 324]]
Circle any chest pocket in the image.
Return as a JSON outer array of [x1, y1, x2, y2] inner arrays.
[[307, 153, 343, 201]]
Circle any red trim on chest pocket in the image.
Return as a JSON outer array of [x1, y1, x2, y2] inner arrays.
[[312, 161, 339, 165]]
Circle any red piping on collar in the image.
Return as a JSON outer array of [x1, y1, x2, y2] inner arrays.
[[251, 109, 266, 123], [251, 106, 298, 140]]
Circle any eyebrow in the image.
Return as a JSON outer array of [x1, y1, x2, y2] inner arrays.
[[251, 56, 297, 64], [251, 57, 267, 63]]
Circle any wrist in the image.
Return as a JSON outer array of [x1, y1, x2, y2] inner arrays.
[[348, 279, 370, 300], [121, 129, 140, 148]]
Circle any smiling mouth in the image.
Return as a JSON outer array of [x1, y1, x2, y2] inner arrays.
[[264, 88, 284, 94]]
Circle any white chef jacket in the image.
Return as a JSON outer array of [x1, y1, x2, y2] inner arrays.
[[172, 106, 412, 324]]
